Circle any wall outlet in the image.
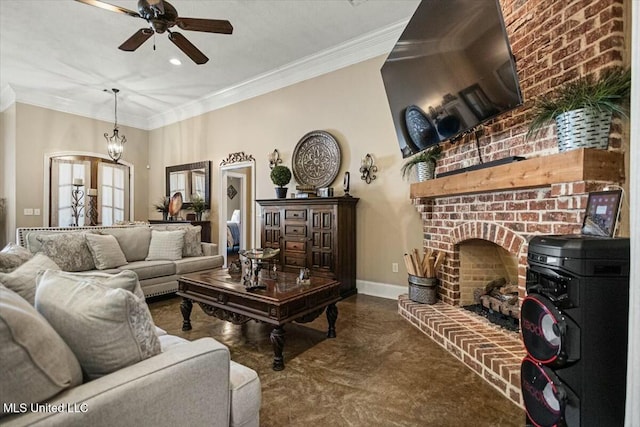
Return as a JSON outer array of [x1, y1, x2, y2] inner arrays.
[[24, 208, 33, 216], [392, 262, 399, 273], [34, 208, 41, 216]]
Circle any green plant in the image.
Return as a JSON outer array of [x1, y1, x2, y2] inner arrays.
[[190, 194, 207, 214], [153, 196, 170, 213], [527, 66, 631, 139], [400, 145, 443, 180], [270, 165, 292, 187]]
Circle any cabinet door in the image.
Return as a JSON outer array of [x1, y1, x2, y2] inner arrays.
[[309, 207, 334, 275], [262, 208, 281, 249]]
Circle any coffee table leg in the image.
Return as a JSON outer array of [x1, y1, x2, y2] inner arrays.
[[270, 326, 285, 371], [326, 303, 338, 338], [180, 298, 193, 331]]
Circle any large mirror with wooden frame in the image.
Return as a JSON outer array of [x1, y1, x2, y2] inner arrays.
[[166, 161, 211, 208]]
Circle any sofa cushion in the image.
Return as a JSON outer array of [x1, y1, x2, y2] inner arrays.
[[102, 226, 152, 262], [36, 232, 95, 272], [0, 242, 33, 273], [86, 233, 128, 270], [0, 285, 82, 416], [0, 254, 60, 305], [118, 260, 176, 280], [158, 334, 189, 352], [35, 271, 161, 381], [229, 360, 262, 427], [42, 270, 146, 300], [146, 229, 186, 261], [174, 255, 224, 275]]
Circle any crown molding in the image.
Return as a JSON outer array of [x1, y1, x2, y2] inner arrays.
[[5, 18, 408, 131], [147, 19, 407, 129]]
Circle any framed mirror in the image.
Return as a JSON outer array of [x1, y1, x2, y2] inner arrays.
[[218, 152, 256, 268], [166, 161, 211, 208]]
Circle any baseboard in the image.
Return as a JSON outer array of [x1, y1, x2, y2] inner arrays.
[[356, 280, 406, 300]]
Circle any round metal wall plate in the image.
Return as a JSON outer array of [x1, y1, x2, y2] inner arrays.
[[292, 131, 341, 188]]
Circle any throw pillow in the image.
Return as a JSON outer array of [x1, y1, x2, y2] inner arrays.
[[0, 243, 33, 273], [37, 270, 145, 300], [0, 285, 82, 415], [101, 226, 152, 262], [0, 254, 60, 305], [146, 229, 185, 261], [35, 272, 161, 380], [182, 226, 203, 257], [36, 232, 95, 272], [85, 233, 128, 270]]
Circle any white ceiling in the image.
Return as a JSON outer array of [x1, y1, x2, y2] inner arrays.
[[0, 0, 420, 130]]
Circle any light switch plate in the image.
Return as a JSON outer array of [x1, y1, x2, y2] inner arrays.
[[34, 209, 41, 215], [24, 208, 34, 216]]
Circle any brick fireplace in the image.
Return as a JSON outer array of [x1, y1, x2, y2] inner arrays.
[[397, 0, 627, 408]]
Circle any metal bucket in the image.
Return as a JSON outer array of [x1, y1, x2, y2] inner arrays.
[[416, 162, 435, 182], [408, 275, 437, 304], [555, 108, 612, 152]]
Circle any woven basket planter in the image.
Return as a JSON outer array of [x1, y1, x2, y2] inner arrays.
[[555, 108, 612, 152], [415, 162, 435, 182]]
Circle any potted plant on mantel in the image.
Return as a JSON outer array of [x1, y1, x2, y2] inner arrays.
[[401, 144, 443, 182], [527, 66, 631, 152], [270, 165, 292, 198]]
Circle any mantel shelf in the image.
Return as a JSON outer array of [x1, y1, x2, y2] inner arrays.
[[410, 148, 625, 199]]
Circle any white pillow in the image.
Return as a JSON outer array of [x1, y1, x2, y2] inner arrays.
[[0, 254, 60, 305], [0, 243, 33, 273], [0, 285, 82, 414], [39, 270, 145, 300], [35, 271, 161, 380], [146, 229, 186, 261], [85, 233, 128, 270]]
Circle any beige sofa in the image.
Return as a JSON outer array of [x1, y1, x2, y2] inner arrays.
[[16, 224, 224, 297]]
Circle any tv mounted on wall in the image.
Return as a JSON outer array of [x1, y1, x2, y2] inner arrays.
[[381, 0, 523, 158]]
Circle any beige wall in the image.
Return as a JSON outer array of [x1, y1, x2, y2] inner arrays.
[[1, 104, 16, 246], [149, 56, 424, 286], [11, 104, 149, 228]]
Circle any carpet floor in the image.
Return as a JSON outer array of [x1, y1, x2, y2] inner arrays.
[[148, 294, 524, 426]]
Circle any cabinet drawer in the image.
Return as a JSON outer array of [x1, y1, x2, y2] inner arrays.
[[285, 224, 306, 236], [285, 209, 307, 220], [284, 254, 306, 268], [285, 240, 306, 252]]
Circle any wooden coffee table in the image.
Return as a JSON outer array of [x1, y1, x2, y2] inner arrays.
[[177, 269, 341, 371]]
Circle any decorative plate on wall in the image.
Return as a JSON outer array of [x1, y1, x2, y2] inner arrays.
[[404, 105, 438, 150], [292, 130, 342, 188]]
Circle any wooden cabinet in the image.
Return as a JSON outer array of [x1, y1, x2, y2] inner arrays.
[[148, 220, 212, 243], [257, 197, 358, 297]]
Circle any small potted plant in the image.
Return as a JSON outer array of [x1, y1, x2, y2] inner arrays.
[[153, 196, 170, 221], [401, 145, 443, 182], [189, 194, 207, 221], [527, 66, 631, 152], [270, 165, 292, 198]]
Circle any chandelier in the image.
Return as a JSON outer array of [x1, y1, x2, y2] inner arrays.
[[104, 88, 126, 162]]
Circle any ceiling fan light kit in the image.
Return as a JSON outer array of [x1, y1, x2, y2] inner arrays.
[[76, 0, 233, 64]]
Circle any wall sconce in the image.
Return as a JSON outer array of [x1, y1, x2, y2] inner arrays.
[[359, 153, 377, 184], [268, 149, 282, 169]]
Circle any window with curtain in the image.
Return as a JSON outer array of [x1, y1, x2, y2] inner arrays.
[[49, 156, 131, 226]]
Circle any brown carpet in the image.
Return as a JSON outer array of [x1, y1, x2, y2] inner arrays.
[[148, 294, 524, 426]]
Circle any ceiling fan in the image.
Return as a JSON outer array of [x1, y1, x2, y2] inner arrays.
[[75, 0, 233, 64]]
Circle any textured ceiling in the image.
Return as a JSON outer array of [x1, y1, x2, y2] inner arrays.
[[0, 0, 420, 129]]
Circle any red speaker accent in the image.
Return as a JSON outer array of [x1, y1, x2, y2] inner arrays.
[[521, 294, 579, 367]]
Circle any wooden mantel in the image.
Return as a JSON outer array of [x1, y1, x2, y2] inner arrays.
[[410, 148, 625, 199]]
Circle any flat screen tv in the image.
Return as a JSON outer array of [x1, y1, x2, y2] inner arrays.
[[381, 0, 523, 158]]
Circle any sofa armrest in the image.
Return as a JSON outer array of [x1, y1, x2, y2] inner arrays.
[[201, 242, 219, 256], [2, 338, 231, 427]]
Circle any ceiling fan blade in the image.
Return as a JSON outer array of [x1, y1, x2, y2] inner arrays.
[[119, 29, 154, 51], [176, 18, 233, 34], [74, 0, 140, 18], [169, 32, 209, 64]]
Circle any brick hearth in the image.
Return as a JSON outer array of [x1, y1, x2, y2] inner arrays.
[[398, 296, 525, 407]]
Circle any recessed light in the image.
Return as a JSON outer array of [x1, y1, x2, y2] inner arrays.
[[169, 58, 182, 66]]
